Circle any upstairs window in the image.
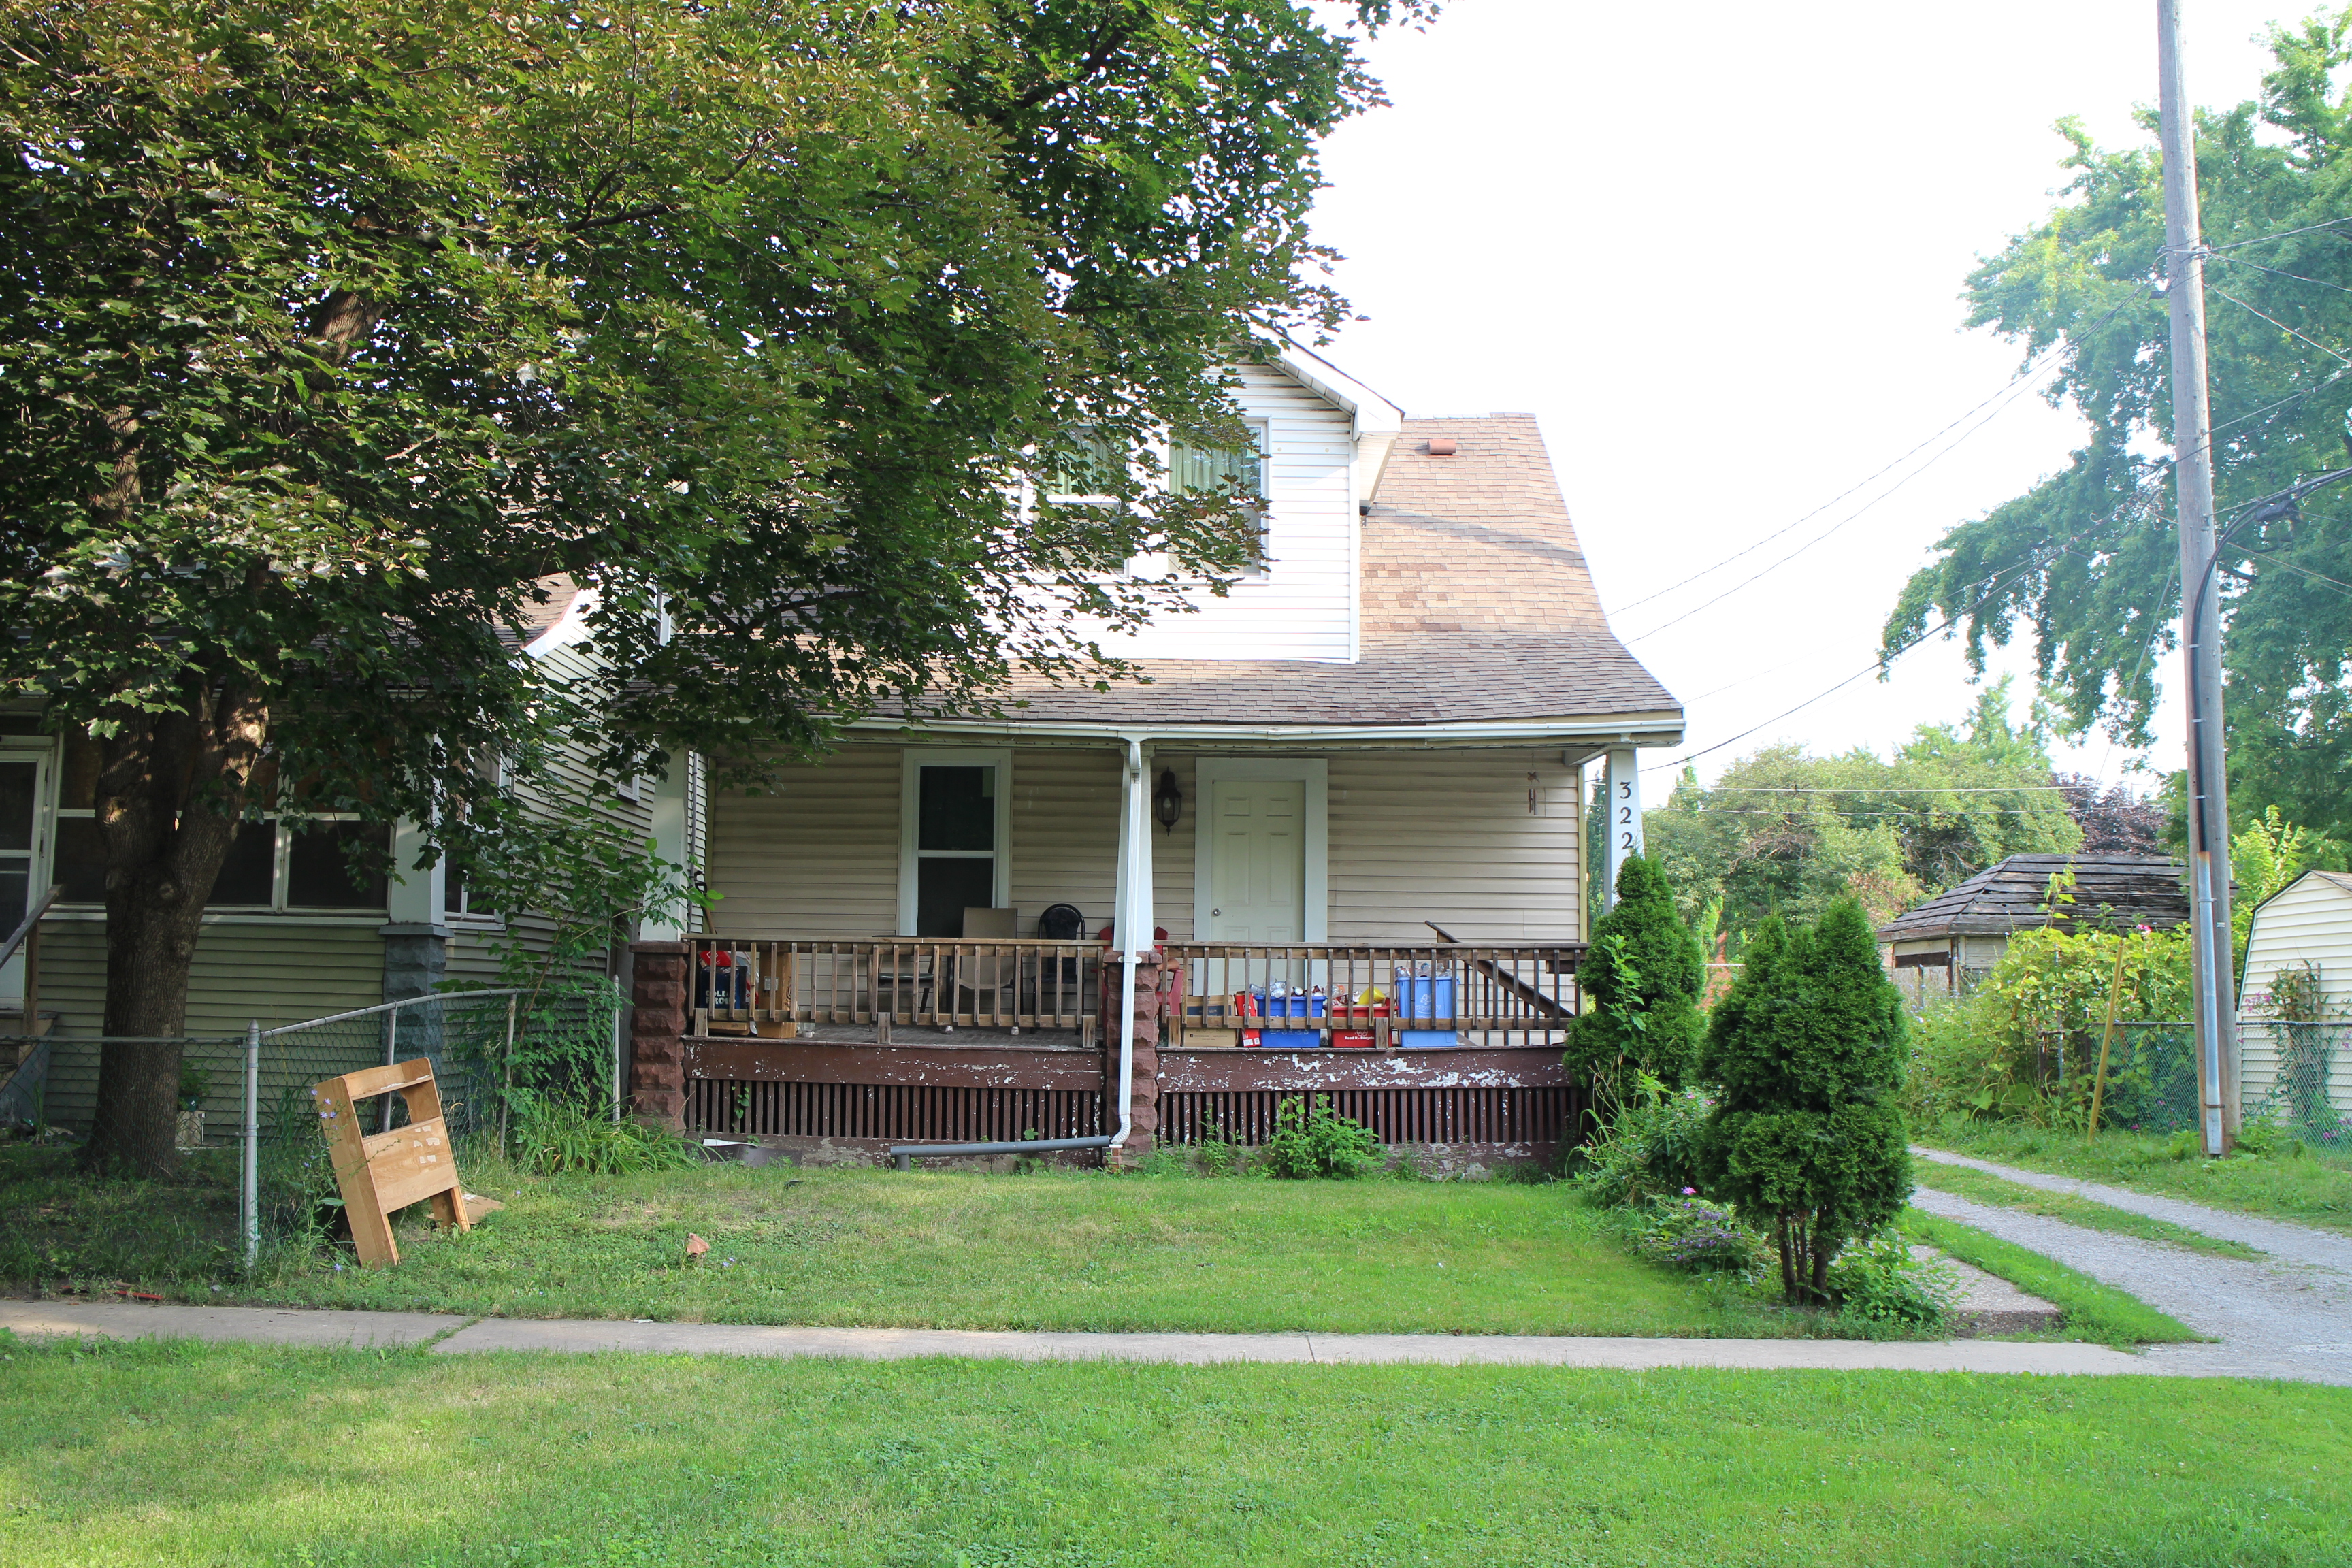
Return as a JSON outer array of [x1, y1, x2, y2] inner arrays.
[[1171, 427, 1269, 572]]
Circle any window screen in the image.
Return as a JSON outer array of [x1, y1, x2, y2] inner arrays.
[[206, 821, 278, 907], [1169, 442, 1262, 497], [286, 821, 391, 909], [914, 764, 997, 937]]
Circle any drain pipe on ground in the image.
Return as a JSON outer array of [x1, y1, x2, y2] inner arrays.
[[891, 737, 1142, 1170]]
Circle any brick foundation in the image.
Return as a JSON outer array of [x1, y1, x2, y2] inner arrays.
[[629, 941, 688, 1130], [1099, 949, 1170, 1162]]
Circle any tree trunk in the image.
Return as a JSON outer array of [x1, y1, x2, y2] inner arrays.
[[79, 692, 267, 1176], [1776, 1215, 1797, 1300]]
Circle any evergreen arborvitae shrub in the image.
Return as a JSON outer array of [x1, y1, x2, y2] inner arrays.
[[1567, 854, 1706, 1105], [1694, 897, 1911, 1302]]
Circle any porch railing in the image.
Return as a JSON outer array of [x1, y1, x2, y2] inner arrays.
[[688, 939, 1098, 1037], [686, 937, 1583, 1045]]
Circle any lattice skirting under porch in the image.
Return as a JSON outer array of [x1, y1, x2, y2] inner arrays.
[[1157, 1086, 1574, 1147], [686, 1080, 1107, 1144], [686, 1078, 1573, 1149]]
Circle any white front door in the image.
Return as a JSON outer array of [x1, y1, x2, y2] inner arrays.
[[1207, 779, 1305, 943]]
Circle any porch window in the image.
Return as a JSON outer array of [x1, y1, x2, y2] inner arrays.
[[914, 765, 998, 937], [899, 749, 1011, 938]]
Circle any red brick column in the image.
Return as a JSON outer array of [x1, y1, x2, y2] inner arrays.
[[629, 941, 689, 1131], [1100, 949, 1166, 1163]]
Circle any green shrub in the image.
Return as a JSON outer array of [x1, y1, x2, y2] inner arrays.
[[1827, 1229, 1959, 1326], [1260, 1095, 1384, 1180], [1629, 1197, 1767, 1276], [1566, 855, 1707, 1105], [1902, 926, 2197, 1133], [514, 1099, 699, 1176], [1570, 1085, 1711, 1208], [1696, 900, 1912, 1303]]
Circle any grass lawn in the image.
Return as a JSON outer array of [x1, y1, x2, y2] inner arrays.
[[1916, 1122, 2352, 1235], [5, 1145, 1938, 1339], [2, 1336, 2345, 1568], [1910, 1164, 2264, 1261]]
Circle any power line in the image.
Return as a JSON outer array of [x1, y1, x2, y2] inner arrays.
[[2206, 251, 2352, 298], [1700, 785, 2074, 794], [2205, 214, 2352, 253], [1620, 288, 2154, 644], [1608, 349, 2074, 617], [2212, 289, 2352, 368]]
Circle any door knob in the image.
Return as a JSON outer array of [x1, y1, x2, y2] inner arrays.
[[1211, 909, 1222, 917]]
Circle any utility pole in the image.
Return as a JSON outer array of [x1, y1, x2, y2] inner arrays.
[[2157, 0, 2240, 1155]]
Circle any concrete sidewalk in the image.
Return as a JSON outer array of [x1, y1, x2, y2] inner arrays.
[[0, 1296, 2242, 1378]]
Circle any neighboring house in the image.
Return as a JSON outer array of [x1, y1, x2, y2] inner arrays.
[[667, 348, 1683, 1169], [0, 584, 657, 1127], [1876, 852, 2191, 1000], [2238, 870, 2352, 1128], [7, 347, 1686, 1166]]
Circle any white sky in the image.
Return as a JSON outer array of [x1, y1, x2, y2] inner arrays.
[[1309, 0, 2305, 791]]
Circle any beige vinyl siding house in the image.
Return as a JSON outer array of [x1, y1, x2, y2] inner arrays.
[[657, 348, 1682, 1166], [707, 745, 1584, 948]]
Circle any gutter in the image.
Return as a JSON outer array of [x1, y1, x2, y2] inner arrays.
[[847, 714, 1686, 749]]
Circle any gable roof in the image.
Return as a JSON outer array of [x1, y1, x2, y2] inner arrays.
[[1876, 853, 2192, 942], [979, 414, 1680, 734]]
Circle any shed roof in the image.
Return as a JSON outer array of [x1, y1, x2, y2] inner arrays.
[[985, 414, 1680, 730], [1875, 853, 2191, 942]]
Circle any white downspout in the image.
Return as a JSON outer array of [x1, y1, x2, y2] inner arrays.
[[1112, 737, 1146, 1155]]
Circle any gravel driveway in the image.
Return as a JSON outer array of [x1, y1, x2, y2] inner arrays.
[[1909, 1149, 2352, 1386]]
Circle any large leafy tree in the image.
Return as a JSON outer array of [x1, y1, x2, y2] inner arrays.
[[1643, 677, 2083, 945], [0, 0, 1432, 1173], [1883, 12, 2352, 849]]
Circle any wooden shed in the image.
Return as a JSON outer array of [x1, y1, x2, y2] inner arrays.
[[1875, 853, 2190, 1000]]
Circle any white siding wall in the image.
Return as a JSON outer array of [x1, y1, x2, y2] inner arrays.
[[2239, 875, 2352, 1110], [1081, 363, 1360, 664], [706, 745, 1581, 945]]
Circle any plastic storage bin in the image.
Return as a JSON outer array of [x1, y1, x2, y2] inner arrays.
[[1258, 985, 1325, 1047]]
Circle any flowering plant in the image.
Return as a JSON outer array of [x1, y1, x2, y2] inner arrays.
[[1630, 1197, 1767, 1276]]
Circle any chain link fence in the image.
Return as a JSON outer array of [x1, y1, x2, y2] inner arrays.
[[2242, 1019, 2352, 1158], [0, 985, 623, 1259]]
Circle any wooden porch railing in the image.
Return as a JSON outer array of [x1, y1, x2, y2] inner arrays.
[[1162, 943, 1582, 1046], [688, 939, 1100, 1039], [685, 937, 1583, 1047]]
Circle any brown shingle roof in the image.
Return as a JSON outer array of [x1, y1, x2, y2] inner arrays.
[[1877, 854, 2193, 941], [985, 414, 1678, 730]]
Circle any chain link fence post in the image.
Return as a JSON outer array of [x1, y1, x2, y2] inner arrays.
[[242, 1019, 260, 1272]]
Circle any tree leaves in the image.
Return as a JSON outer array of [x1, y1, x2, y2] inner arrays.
[[1882, 16, 2352, 843]]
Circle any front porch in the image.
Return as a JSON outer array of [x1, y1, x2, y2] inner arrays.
[[647, 728, 1644, 1166], [649, 936, 1584, 1167]]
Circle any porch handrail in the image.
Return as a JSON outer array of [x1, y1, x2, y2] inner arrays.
[[682, 934, 1583, 1043], [0, 883, 61, 972]]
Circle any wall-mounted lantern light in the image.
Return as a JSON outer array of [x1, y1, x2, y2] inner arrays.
[[1154, 768, 1183, 834]]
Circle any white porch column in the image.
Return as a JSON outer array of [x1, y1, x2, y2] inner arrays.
[[381, 817, 448, 1001], [1601, 748, 1644, 911], [639, 762, 692, 943]]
